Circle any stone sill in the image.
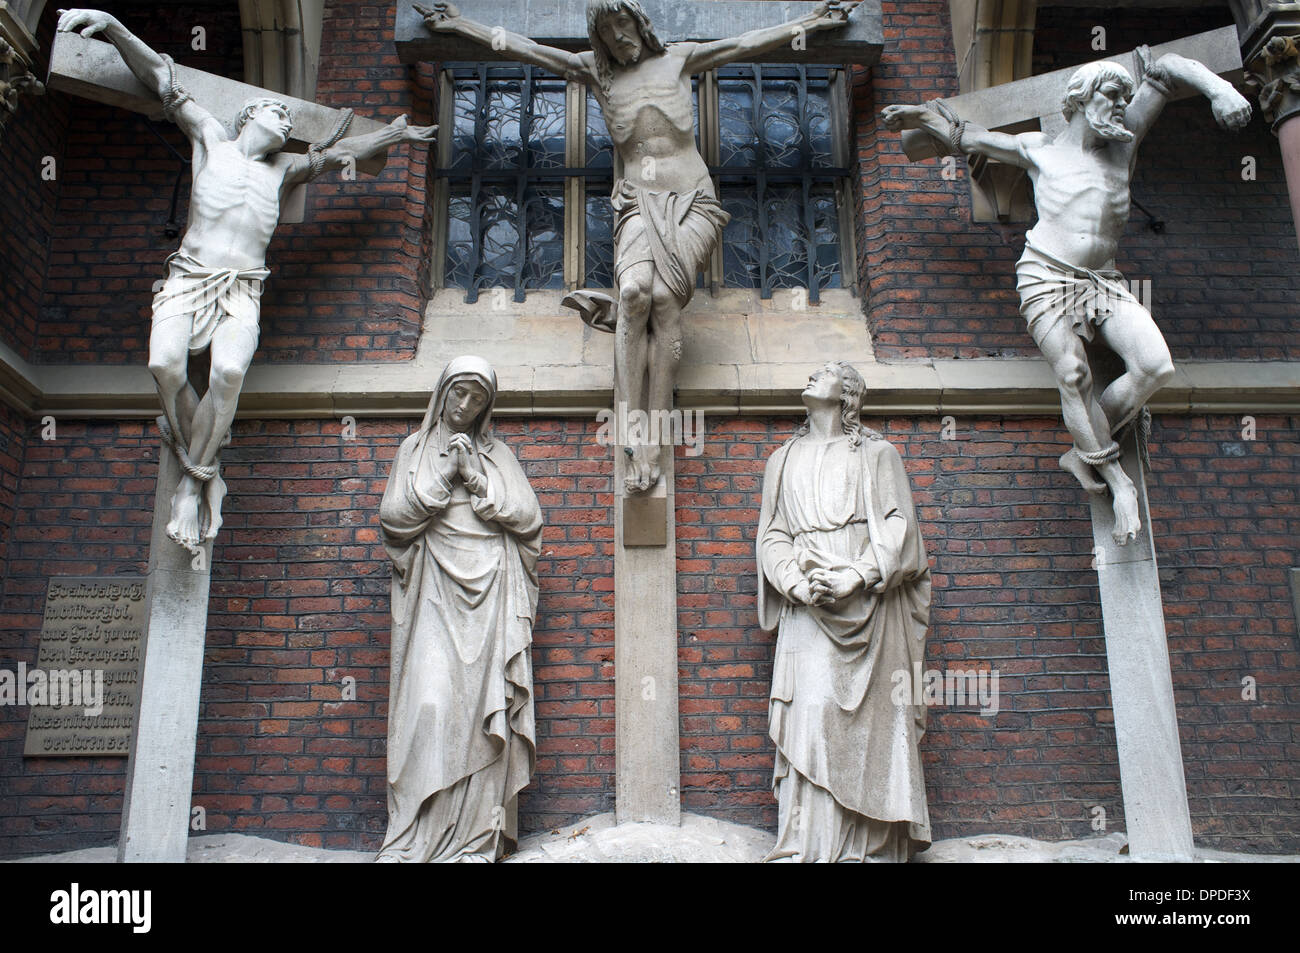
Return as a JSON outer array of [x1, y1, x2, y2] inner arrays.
[[2, 288, 1297, 419]]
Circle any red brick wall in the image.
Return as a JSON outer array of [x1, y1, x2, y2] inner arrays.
[[2, 412, 1294, 857], [679, 414, 1300, 850], [1, 0, 1296, 859], [0, 417, 151, 855], [31, 0, 436, 367], [0, 8, 71, 361], [857, 2, 1300, 361], [0, 416, 615, 856], [0, 404, 26, 603]]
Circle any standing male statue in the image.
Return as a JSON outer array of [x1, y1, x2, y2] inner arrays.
[[56, 9, 437, 552], [883, 51, 1251, 543], [417, 0, 859, 493], [757, 361, 932, 862]]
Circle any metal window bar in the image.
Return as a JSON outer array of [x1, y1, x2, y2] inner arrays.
[[438, 64, 573, 302], [436, 64, 849, 301], [713, 64, 849, 304]]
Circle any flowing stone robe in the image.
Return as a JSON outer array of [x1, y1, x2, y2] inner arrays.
[[757, 429, 932, 862], [377, 358, 542, 863]]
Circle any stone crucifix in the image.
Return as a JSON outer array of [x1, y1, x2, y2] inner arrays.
[[396, 0, 882, 826], [53, 9, 437, 554], [412, 0, 861, 496], [49, 10, 436, 862], [884, 35, 1250, 544], [882, 36, 1253, 863]]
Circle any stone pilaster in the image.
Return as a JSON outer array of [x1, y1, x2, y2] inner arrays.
[[1230, 1, 1300, 248]]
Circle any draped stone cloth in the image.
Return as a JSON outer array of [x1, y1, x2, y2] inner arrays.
[[757, 431, 932, 862], [377, 357, 541, 863], [611, 179, 729, 306], [1015, 240, 1140, 347], [151, 252, 269, 355]]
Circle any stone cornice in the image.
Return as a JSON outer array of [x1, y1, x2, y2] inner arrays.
[[3, 331, 1296, 422]]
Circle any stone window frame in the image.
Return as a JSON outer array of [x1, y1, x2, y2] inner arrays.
[[427, 61, 860, 305]]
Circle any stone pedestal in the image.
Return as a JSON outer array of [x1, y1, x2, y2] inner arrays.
[[613, 449, 680, 825], [1088, 431, 1195, 862], [117, 442, 212, 863]]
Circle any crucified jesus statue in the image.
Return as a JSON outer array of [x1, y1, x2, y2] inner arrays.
[[883, 50, 1251, 543], [416, 0, 859, 494], [57, 9, 437, 553]]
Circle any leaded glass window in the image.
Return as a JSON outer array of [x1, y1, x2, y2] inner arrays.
[[716, 65, 846, 299], [441, 64, 567, 302], [434, 63, 854, 303]]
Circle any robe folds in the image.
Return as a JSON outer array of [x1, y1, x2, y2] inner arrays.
[[757, 431, 932, 862], [377, 360, 541, 863]]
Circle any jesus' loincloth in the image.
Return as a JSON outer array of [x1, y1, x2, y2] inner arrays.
[[611, 179, 730, 307], [1015, 240, 1140, 346], [151, 252, 270, 354]]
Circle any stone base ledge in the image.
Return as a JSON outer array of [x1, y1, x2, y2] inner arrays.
[[2, 290, 1297, 419]]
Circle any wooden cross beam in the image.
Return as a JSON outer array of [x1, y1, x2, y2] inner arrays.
[[48, 30, 389, 175], [393, 0, 884, 66], [902, 25, 1243, 161]]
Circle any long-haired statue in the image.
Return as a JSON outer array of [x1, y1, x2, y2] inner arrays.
[[757, 362, 932, 862]]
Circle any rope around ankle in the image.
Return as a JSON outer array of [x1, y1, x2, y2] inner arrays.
[[157, 416, 218, 483]]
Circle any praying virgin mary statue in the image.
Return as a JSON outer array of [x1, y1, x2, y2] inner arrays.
[[377, 355, 542, 863]]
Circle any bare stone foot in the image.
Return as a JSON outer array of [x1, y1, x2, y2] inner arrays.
[[1110, 484, 1141, 546], [203, 471, 227, 542], [167, 475, 204, 553], [624, 451, 652, 495], [623, 444, 661, 495], [1059, 448, 1107, 495], [644, 446, 663, 489]]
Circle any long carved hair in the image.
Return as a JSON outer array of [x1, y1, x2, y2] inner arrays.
[[790, 362, 881, 451], [586, 0, 666, 98], [1061, 61, 1135, 121]]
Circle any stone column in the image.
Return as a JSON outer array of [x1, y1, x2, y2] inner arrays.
[[613, 431, 681, 826], [1088, 431, 1195, 862], [1231, 1, 1300, 251], [117, 440, 213, 863]]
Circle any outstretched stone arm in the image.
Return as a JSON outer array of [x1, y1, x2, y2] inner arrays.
[[685, 0, 859, 73], [881, 102, 1035, 168], [285, 115, 437, 185], [56, 8, 221, 141], [414, 1, 592, 83], [1124, 51, 1251, 143]]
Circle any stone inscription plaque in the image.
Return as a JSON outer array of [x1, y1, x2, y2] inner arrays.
[[22, 577, 146, 757]]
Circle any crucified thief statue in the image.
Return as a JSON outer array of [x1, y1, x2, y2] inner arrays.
[[883, 51, 1251, 543], [57, 9, 437, 552], [417, 0, 859, 493]]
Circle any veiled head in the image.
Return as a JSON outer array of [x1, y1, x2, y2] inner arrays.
[[424, 355, 499, 447]]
